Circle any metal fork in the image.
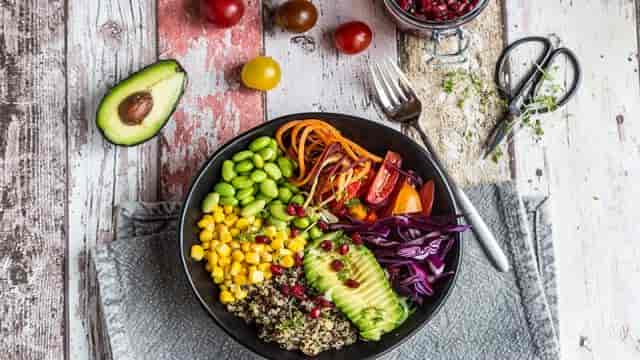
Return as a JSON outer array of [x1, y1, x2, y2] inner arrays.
[[369, 59, 510, 272]]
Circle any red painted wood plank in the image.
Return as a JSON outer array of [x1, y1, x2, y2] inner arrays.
[[158, 0, 264, 200]]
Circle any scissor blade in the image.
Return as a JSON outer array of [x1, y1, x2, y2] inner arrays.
[[481, 113, 518, 159]]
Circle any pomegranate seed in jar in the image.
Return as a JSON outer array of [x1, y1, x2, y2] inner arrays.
[[270, 264, 284, 276], [309, 307, 321, 319], [287, 204, 297, 216], [339, 244, 349, 255], [330, 259, 344, 272], [351, 232, 363, 245], [254, 235, 269, 244], [345, 279, 360, 288], [320, 240, 333, 251]]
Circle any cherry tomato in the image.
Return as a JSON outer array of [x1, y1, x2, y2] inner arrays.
[[334, 21, 373, 55], [275, 0, 318, 33], [419, 180, 435, 217], [389, 179, 423, 215], [200, 0, 245, 28], [241, 56, 281, 91], [365, 151, 402, 205]]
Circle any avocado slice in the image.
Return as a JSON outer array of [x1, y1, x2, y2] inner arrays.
[[96, 59, 187, 146], [304, 232, 408, 341]]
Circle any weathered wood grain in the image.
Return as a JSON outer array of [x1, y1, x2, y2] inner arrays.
[[401, 0, 510, 186], [0, 0, 67, 359], [66, 0, 158, 359], [158, 0, 264, 200], [504, 1, 640, 359], [264, 0, 397, 124]]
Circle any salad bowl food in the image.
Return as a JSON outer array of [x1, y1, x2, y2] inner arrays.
[[179, 112, 464, 359]]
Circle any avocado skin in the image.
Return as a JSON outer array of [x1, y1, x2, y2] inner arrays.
[[96, 59, 188, 147]]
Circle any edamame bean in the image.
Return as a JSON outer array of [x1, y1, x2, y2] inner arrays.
[[290, 194, 305, 205], [277, 157, 294, 178], [232, 150, 254, 162], [269, 199, 283, 207], [231, 176, 254, 189], [309, 226, 323, 240], [236, 187, 255, 200], [299, 231, 310, 240], [260, 179, 279, 198], [241, 199, 267, 217], [309, 212, 321, 222], [269, 203, 294, 221], [219, 196, 239, 206], [234, 160, 254, 173], [222, 160, 236, 182], [278, 187, 293, 203], [214, 182, 235, 197], [268, 138, 278, 151], [256, 193, 271, 202], [240, 196, 255, 206], [201, 192, 220, 213], [250, 169, 267, 183], [267, 217, 289, 230], [258, 147, 276, 161], [252, 154, 264, 169], [293, 217, 311, 229], [264, 163, 282, 180], [283, 182, 299, 194], [249, 136, 272, 152]]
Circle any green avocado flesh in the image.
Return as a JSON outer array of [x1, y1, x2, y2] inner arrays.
[[304, 232, 408, 341], [96, 60, 187, 146]]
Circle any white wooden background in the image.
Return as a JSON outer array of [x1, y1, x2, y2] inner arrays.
[[1, 0, 639, 359]]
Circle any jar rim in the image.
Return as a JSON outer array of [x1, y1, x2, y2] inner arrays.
[[383, 0, 490, 29]]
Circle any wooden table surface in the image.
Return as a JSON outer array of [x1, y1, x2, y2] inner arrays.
[[2, 0, 640, 359]]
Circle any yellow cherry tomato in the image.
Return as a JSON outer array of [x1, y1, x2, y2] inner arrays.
[[241, 56, 281, 91]]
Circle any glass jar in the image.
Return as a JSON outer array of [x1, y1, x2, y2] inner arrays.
[[382, 0, 490, 64]]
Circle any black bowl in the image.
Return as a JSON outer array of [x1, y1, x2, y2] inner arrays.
[[179, 112, 462, 360]]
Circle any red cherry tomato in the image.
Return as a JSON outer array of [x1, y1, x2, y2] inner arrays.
[[365, 151, 402, 205], [334, 21, 373, 55], [200, 0, 245, 28], [419, 180, 435, 217]]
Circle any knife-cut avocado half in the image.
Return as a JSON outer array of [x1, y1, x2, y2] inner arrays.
[[96, 59, 187, 146]]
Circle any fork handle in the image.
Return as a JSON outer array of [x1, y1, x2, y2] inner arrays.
[[412, 122, 510, 272]]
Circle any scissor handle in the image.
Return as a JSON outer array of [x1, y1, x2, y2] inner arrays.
[[530, 47, 581, 112], [495, 36, 552, 100]]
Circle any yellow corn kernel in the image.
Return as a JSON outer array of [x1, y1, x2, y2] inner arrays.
[[199, 229, 214, 242], [258, 263, 272, 273], [248, 268, 265, 284], [241, 242, 251, 252], [205, 263, 212, 272], [213, 211, 225, 224], [219, 290, 235, 304], [224, 214, 237, 227], [278, 248, 293, 257], [234, 288, 248, 301], [236, 218, 250, 230], [261, 252, 273, 263], [190, 245, 205, 261], [230, 241, 240, 249], [245, 252, 260, 265], [215, 243, 231, 257], [207, 251, 219, 265], [220, 230, 232, 244], [219, 285, 228, 292], [271, 238, 284, 250], [239, 266, 248, 274], [212, 266, 224, 279], [265, 245, 273, 253], [247, 216, 256, 224], [197, 218, 210, 229], [251, 243, 265, 254], [233, 274, 247, 286], [230, 228, 240, 237], [219, 256, 232, 266], [253, 218, 262, 228], [287, 238, 305, 253], [201, 241, 210, 250], [232, 250, 245, 262], [275, 230, 288, 243], [223, 205, 234, 214], [230, 261, 242, 276], [264, 226, 277, 238], [224, 279, 233, 287], [263, 271, 272, 280], [279, 255, 295, 268], [213, 276, 224, 284]]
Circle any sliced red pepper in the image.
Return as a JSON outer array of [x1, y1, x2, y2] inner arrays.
[[365, 151, 402, 205], [419, 180, 435, 217]]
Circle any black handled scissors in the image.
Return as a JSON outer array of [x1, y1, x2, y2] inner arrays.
[[481, 36, 581, 159]]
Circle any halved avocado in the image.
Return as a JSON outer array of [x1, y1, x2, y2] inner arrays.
[[96, 59, 187, 146]]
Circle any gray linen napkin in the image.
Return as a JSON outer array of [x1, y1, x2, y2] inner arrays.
[[95, 182, 559, 360]]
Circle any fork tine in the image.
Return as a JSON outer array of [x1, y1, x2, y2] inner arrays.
[[386, 59, 417, 100], [379, 60, 408, 103], [374, 63, 401, 107], [368, 62, 394, 111]]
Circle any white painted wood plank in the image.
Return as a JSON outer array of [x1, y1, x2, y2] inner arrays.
[[66, 1, 158, 359], [505, 1, 640, 359], [265, 0, 398, 126]]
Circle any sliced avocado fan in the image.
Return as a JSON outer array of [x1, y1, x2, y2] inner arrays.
[[304, 231, 409, 341], [96, 59, 187, 146]]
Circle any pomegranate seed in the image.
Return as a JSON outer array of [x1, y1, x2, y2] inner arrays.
[[280, 284, 291, 296], [309, 307, 321, 319], [320, 240, 333, 251], [351, 232, 363, 245], [345, 279, 360, 288], [295, 205, 306, 217], [294, 253, 304, 266], [254, 235, 269, 244], [287, 204, 297, 216], [270, 264, 284, 276], [339, 244, 349, 255], [291, 283, 305, 299], [290, 228, 300, 237], [317, 220, 328, 231], [330, 259, 344, 272]]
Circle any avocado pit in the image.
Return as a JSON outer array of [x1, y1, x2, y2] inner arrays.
[[118, 91, 153, 125]]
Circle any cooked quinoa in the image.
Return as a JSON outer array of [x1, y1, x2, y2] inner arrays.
[[226, 267, 358, 356]]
